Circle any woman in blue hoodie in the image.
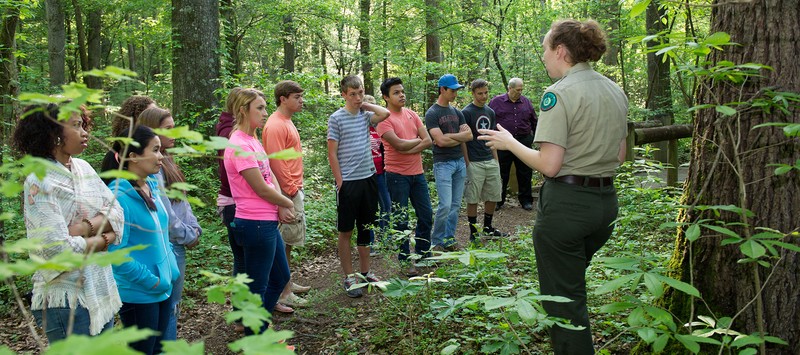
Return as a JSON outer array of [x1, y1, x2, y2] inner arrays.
[[101, 125, 179, 355]]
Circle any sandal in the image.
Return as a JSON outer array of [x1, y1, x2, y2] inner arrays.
[[273, 302, 295, 314]]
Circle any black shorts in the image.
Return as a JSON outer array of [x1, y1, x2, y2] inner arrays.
[[336, 175, 378, 243]]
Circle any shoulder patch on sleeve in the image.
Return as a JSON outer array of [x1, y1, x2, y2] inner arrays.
[[540, 92, 557, 112]]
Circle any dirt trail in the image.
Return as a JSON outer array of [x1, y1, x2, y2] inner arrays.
[[1, 203, 535, 354]]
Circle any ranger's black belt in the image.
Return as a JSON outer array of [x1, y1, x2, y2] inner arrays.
[[553, 175, 614, 187]]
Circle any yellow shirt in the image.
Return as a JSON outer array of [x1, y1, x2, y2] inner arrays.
[[534, 62, 628, 177]]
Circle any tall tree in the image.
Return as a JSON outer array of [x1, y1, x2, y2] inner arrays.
[[0, 5, 20, 244], [645, 0, 674, 169], [358, 0, 373, 95], [44, 0, 66, 87], [220, 0, 241, 76], [86, 5, 102, 88], [172, 0, 221, 126], [665, 0, 800, 353], [424, 0, 441, 107], [282, 15, 296, 73]]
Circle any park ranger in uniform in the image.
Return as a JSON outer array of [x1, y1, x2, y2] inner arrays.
[[479, 19, 628, 354]]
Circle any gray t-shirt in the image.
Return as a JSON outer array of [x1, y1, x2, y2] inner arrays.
[[327, 107, 376, 181], [425, 104, 466, 163], [462, 103, 496, 162]]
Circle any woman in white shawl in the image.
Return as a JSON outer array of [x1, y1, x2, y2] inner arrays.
[[12, 103, 124, 343]]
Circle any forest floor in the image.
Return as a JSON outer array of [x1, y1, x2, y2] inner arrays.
[[0, 198, 537, 354]]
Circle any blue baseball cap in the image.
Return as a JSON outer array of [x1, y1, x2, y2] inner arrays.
[[438, 74, 464, 90]]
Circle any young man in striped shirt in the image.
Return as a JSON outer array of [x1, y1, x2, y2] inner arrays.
[[327, 75, 390, 297]]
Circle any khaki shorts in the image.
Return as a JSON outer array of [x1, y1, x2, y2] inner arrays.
[[280, 190, 306, 246], [464, 159, 502, 204]]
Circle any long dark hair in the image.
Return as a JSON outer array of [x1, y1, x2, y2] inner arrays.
[[101, 125, 158, 210]]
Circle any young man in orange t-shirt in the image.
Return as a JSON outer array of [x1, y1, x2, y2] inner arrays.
[[262, 80, 311, 312]]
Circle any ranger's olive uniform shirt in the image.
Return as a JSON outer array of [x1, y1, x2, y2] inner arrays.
[[534, 62, 628, 177]]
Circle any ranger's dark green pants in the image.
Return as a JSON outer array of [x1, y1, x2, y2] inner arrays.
[[533, 178, 618, 354]]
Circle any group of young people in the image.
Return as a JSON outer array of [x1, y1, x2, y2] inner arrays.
[[17, 18, 628, 354], [15, 96, 201, 354]]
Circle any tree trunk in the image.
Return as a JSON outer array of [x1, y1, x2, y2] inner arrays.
[[645, 0, 674, 165], [424, 0, 441, 107], [601, 0, 620, 68], [86, 7, 102, 89], [220, 0, 241, 76], [282, 15, 296, 73], [171, 0, 221, 128], [358, 0, 373, 95], [0, 6, 20, 244], [71, 0, 88, 74], [45, 0, 66, 87], [665, 0, 800, 353], [126, 16, 137, 75]]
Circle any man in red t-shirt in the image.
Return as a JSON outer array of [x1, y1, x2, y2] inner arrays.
[[376, 77, 434, 276]]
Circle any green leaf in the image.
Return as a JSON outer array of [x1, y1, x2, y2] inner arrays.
[[704, 32, 731, 46], [738, 349, 758, 355], [773, 165, 793, 175], [674, 334, 701, 354], [654, 274, 701, 297], [653, 333, 670, 352], [765, 241, 800, 253], [599, 302, 637, 313], [441, 344, 460, 355], [46, 327, 156, 354], [715, 105, 737, 116], [740, 240, 766, 259], [686, 224, 701, 242], [267, 148, 303, 161], [594, 273, 641, 295], [514, 299, 538, 321], [702, 224, 740, 239], [153, 126, 204, 142], [99, 170, 141, 181], [228, 330, 294, 355], [730, 335, 766, 347], [629, 0, 651, 19], [637, 327, 657, 343], [484, 296, 515, 310], [161, 339, 204, 355], [643, 273, 664, 297], [763, 336, 789, 345]]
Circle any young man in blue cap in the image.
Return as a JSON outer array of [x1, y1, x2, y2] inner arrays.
[[425, 74, 472, 251]]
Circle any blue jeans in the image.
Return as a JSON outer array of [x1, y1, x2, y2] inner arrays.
[[386, 172, 433, 261], [33, 304, 113, 343], [232, 218, 291, 335], [432, 158, 466, 247], [164, 244, 186, 341], [221, 204, 245, 277], [370, 173, 392, 245], [119, 299, 172, 355]]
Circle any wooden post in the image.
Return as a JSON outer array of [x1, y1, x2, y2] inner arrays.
[[667, 138, 678, 186], [626, 121, 635, 161]]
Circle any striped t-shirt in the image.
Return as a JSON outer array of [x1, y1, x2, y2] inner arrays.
[[327, 107, 376, 181]]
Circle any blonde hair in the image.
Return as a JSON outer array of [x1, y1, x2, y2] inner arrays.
[[231, 88, 266, 136], [225, 87, 243, 114]]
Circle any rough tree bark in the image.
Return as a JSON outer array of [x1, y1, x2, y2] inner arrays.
[[1, 6, 21, 244], [86, 7, 102, 89], [44, 0, 66, 87], [645, 0, 675, 169], [171, 0, 221, 127], [664, 0, 800, 353], [424, 0, 441, 107], [282, 15, 296, 73], [358, 0, 373, 95], [220, 0, 241, 76]]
